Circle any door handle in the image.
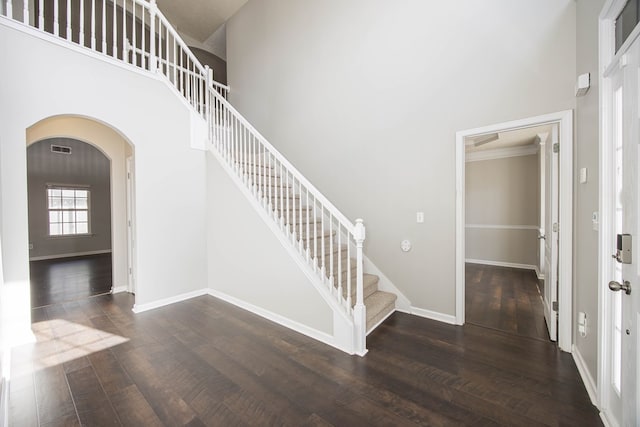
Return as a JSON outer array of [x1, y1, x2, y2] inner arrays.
[[609, 280, 632, 295], [538, 234, 546, 240]]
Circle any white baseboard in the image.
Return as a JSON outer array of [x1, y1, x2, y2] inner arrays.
[[206, 288, 341, 352], [599, 411, 616, 427], [132, 288, 209, 313], [534, 266, 544, 280], [572, 344, 599, 407], [29, 249, 112, 261], [404, 306, 457, 325], [111, 286, 128, 294], [466, 258, 538, 272]]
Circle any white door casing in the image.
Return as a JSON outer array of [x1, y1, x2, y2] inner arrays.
[[543, 125, 559, 342], [455, 110, 573, 352], [126, 157, 136, 294]]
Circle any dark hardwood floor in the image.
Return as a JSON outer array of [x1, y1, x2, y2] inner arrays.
[[29, 253, 113, 308], [10, 292, 601, 426], [466, 263, 549, 341]]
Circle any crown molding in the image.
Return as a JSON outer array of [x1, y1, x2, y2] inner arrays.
[[465, 144, 539, 162]]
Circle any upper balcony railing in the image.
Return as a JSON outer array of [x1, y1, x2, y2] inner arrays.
[[1, 0, 229, 112]]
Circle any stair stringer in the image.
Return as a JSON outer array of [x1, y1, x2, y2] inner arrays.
[[206, 148, 358, 354]]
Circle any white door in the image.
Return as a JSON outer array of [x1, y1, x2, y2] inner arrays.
[[543, 125, 559, 342], [603, 35, 639, 427]]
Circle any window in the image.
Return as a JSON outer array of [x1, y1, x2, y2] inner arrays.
[[615, 0, 640, 52], [47, 187, 90, 236]]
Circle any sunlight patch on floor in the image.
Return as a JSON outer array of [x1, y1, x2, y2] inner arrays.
[[12, 319, 129, 375]]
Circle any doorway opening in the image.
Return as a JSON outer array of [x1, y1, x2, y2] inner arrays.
[[27, 138, 113, 307], [455, 110, 574, 352], [26, 115, 136, 310]]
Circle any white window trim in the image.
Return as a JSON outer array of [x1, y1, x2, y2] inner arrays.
[[46, 184, 92, 237]]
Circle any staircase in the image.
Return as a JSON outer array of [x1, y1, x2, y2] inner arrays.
[[238, 155, 397, 333], [1, 0, 397, 353]]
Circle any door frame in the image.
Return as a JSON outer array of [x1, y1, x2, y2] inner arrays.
[[598, 0, 639, 421], [455, 110, 574, 352], [126, 157, 136, 294]]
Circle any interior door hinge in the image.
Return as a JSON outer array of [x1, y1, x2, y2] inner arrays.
[[553, 143, 559, 153], [552, 301, 558, 312], [553, 223, 559, 232]]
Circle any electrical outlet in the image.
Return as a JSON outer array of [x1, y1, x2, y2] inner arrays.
[[579, 168, 588, 184], [416, 212, 424, 223], [29, 243, 33, 250], [578, 312, 587, 337]]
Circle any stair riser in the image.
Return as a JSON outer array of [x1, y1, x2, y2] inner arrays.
[[272, 207, 313, 216], [248, 176, 282, 186], [313, 253, 350, 270], [301, 239, 346, 259], [254, 185, 293, 196], [302, 240, 346, 262], [284, 222, 338, 239], [268, 196, 301, 206], [328, 263, 358, 282], [343, 282, 377, 303], [366, 302, 396, 330]]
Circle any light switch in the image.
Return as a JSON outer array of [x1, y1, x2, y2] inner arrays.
[[579, 168, 588, 184], [592, 211, 599, 231], [401, 240, 411, 252], [416, 212, 424, 223]]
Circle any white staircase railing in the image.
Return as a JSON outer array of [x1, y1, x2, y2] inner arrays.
[[1, 0, 367, 354], [207, 80, 367, 353]]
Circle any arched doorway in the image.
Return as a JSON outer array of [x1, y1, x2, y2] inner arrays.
[[26, 116, 136, 308], [27, 138, 112, 307]]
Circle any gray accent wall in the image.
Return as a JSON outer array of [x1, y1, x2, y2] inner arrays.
[[191, 47, 227, 85], [27, 138, 112, 259], [575, 0, 605, 385], [465, 154, 539, 267], [226, 0, 576, 316]]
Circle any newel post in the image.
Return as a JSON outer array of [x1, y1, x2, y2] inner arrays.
[[148, 0, 157, 73], [353, 218, 367, 355]]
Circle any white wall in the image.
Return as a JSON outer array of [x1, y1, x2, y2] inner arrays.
[[574, 0, 605, 385], [227, 0, 577, 316], [465, 154, 539, 267], [0, 22, 207, 342]]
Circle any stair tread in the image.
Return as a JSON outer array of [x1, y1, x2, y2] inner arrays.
[[344, 274, 379, 303]]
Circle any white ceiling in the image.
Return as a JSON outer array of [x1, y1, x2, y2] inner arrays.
[[156, 0, 248, 43], [465, 124, 552, 153]]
